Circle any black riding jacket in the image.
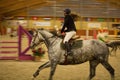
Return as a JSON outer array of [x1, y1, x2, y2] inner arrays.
[[61, 14, 76, 33]]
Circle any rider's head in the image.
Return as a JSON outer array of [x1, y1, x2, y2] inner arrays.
[[64, 8, 71, 15]]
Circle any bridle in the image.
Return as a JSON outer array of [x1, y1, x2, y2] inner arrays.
[[31, 30, 44, 48], [31, 30, 58, 48]]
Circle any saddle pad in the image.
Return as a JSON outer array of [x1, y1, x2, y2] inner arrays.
[[71, 39, 83, 49], [61, 40, 83, 49]]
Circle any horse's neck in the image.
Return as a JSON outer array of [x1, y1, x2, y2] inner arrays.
[[46, 36, 61, 46], [41, 32, 62, 47]]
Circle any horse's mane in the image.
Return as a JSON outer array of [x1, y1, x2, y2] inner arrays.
[[50, 31, 57, 36], [38, 28, 44, 30], [50, 30, 64, 38], [37, 28, 63, 38], [37, 28, 57, 37]]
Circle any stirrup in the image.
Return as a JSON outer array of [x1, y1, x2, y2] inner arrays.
[[67, 51, 73, 56], [64, 51, 72, 56], [68, 51, 72, 54]]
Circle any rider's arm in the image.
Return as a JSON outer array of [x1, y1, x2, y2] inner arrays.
[[61, 15, 69, 33]]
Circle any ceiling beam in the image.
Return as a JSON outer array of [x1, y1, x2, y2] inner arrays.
[[1, 0, 66, 16], [4, 2, 54, 16], [0, 0, 46, 14], [95, 0, 120, 8], [0, 0, 19, 7]]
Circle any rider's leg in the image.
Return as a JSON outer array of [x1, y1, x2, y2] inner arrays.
[[64, 41, 72, 55], [63, 31, 76, 55]]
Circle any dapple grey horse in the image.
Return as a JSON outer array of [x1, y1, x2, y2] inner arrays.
[[30, 29, 115, 80]]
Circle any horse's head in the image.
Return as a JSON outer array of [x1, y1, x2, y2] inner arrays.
[[30, 29, 45, 49]]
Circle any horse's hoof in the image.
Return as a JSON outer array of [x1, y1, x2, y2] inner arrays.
[[33, 73, 39, 78]]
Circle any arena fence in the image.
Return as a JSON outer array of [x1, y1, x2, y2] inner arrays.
[[0, 25, 33, 60]]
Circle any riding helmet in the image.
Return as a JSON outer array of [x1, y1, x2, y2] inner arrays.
[[64, 8, 71, 14]]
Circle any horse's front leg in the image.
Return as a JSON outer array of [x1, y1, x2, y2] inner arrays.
[[32, 61, 50, 80], [48, 59, 58, 80]]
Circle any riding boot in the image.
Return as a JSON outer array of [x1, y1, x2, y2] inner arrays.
[[65, 42, 72, 55]]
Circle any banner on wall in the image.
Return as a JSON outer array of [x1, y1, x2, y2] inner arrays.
[[6, 20, 27, 27], [33, 21, 51, 26], [17, 20, 27, 26], [88, 23, 101, 28]]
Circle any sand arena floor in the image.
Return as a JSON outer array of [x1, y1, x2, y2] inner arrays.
[[0, 35, 120, 80], [0, 54, 120, 80]]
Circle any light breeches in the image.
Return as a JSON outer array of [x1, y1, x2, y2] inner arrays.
[[63, 31, 76, 43]]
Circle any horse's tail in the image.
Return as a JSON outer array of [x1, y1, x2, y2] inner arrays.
[[106, 41, 120, 55]]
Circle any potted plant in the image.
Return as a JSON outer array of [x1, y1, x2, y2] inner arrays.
[[32, 47, 45, 61]]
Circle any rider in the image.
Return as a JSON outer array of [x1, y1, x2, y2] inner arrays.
[[61, 8, 77, 55]]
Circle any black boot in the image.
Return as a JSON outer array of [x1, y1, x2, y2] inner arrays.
[[65, 42, 72, 55]]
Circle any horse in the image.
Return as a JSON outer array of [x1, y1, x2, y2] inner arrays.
[[30, 29, 115, 80]]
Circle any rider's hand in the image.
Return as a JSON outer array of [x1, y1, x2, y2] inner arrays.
[[61, 32, 65, 35]]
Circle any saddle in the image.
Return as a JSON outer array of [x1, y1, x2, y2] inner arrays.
[[60, 35, 83, 65], [61, 35, 83, 49]]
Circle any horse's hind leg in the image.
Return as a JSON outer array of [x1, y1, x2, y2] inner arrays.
[[32, 61, 50, 79], [88, 60, 99, 80], [101, 61, 115, 80]]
